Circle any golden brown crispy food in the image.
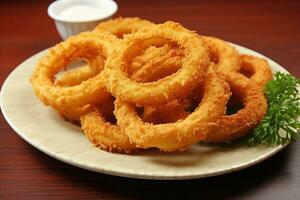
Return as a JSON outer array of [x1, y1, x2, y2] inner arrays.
[[142, 79, 205, 124], [114, 70, 230, 152], [140, 72, 268, 143], [56, 18, 181, 86], [128, 44, 184, 82], [81, 103, 138, 153], [57, 44, 184, 86], [94, 17, 154, 38], [52, 19, 186, 122], [105, 21, 210, 106], [31, 17, 272, 153], [54, 62, 102, 87], [239, 54, 273, 89], [30, 32, 114, 121], [142, 99, 190, 124], [205, 72, 267, 142], [202, 36, 241, 73]]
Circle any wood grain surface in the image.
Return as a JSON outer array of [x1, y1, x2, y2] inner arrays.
[[0, 0, 299, 199]]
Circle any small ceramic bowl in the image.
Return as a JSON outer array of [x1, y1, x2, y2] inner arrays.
[[48, 0, 118, 40]]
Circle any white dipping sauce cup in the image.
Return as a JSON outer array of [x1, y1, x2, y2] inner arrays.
[[48, 0, 118, 40]]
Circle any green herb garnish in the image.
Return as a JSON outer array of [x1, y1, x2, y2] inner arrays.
[[248, 72, 300, 146]]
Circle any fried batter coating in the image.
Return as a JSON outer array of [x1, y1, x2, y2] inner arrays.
[[205, 73, 267, 142], [30, 17, 271, 153], [105, 22, 210, 105], [31, 32, 114, 120], [239, 54, 273, 89], [94, 17, 154, 38], [57, 44, 184, 86], [203, 36, 241, 73], [143, 99, 190, 124], [55, 63, 102, 87], [115, 71, 230, 152], [129, 45, 184, 82], [81, 105, 137, 153]]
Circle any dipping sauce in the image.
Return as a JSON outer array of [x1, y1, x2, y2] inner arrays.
[[58, 5, 111, 21]]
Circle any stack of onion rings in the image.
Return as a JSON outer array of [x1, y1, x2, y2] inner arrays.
[[31, 17, 271, 153]]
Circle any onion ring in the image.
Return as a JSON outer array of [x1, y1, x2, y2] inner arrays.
[[30, 32, 114, 119], [205, 72, 268, 142], [202, 36, 241, 73], [114, 70, 231, 152], [81, 103, 137, 153], [105, 21, 210, 105], [239, 54, 273, 89]]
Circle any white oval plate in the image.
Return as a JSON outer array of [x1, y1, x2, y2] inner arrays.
[[0, 43, 288, 180]]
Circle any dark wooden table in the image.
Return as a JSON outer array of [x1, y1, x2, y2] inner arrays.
[[1, 0, 299, 199]]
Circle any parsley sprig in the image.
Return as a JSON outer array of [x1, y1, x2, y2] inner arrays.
[[248, 72, 300, 146]]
